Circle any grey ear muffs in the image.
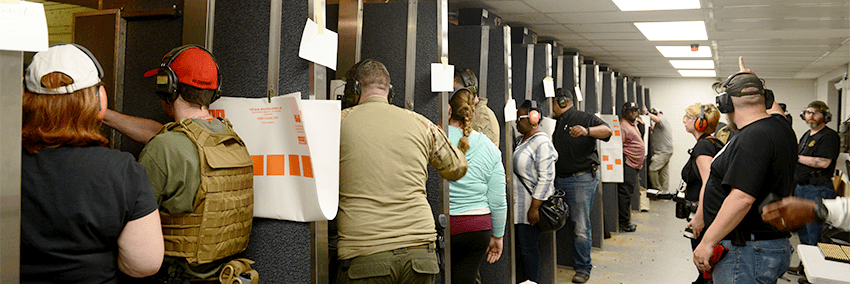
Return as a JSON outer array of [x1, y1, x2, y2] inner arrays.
[[800, 107, 833, 123]]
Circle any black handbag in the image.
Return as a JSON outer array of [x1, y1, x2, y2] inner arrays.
[[517, 176, 569, 232]]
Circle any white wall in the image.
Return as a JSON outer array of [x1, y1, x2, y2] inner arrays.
[[639, 77, 816, 192], [816, 64, 849, 125]]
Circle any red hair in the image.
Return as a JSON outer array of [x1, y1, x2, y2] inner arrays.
[[22, 72, 108, 154]]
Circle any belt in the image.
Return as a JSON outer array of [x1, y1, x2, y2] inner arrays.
[[558, 166, 597, 178]]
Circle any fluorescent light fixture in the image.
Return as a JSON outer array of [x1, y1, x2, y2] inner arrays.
[[678, 70, 716, 77], [635, 21, 707, 41], [669, 60, 714, 69], [656, 46, 712, 58], [613, 0, 700, 11]]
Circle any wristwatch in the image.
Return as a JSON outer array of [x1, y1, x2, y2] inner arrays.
[[814, 198, 829, 222]]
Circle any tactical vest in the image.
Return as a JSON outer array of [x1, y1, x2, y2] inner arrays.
[[158, 118, 254, 265]]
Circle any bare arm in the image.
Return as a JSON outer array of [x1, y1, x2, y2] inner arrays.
[[687, 155, 713, 238], [117, 210, 164, 278], [103, 109, 163, 145], [568, 124, 613, 139], [798, 155, 832, 169]]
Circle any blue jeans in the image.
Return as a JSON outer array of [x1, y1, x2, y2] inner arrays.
[[795, 184, 838, 245], [713, 239, 791, 284], [555, 169, 600, 275], [515, 224, 540, 282]]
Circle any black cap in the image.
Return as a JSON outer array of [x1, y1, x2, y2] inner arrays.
[[726, 73, 763, 97], [623, 101, 639, 110]]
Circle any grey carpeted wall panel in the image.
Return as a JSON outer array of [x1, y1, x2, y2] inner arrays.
[[511, 44, 527, 107], [601, 72, 614, 115], [636, 85, 644, 108], [616, 77, 625, 116], [585, 67, 598, 114], [214, 1, 310, 283], [362, 2, 408, 108], [531, 44, 549, 116], [644, 88, 651, 109], [627, 80, 636, 104], [279, 1, 310, 99], [120, 19, 183, 157]]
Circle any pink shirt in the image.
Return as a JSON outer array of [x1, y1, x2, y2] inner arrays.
[[621, 118, 646, 169]]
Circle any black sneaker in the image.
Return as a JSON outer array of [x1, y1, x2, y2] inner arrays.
[[619, 223, 637, 232]]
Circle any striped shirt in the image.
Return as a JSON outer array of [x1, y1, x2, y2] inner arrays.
[[512, 132, 558, 225], [621, 118, 645, 169]]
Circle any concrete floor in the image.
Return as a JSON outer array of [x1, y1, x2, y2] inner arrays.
[[556, 199, 806, 284]]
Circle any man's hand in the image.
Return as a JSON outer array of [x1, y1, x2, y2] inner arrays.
[[569, 125, 588, 137], [693, 241, 713, 271], [485, 236, 504, 263], [761, 197, 817, 231], [738, 56, 756, 76], [527, 207, 540, 226]]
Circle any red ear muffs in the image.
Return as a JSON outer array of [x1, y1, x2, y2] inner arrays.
[[694, 104, 707, 132], [528, 109, 540, 125]]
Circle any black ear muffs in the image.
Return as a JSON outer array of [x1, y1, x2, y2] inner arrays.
[[694, 104, 708, 132], [342, 59, 393, 109], [714, 72, 769, 114], [557, 96, 569, 108], [155, 45, 222, 105], [459, 69, 477, 95]]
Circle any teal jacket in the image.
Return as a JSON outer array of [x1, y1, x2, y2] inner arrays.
[[448, 126, 507, 237]]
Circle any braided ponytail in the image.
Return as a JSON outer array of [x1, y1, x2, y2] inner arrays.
[[450, 88, 475, 154]]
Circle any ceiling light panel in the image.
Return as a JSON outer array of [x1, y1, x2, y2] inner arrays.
[[678, 70, 717, 77], [669, 60, 715, 69], [635, 21, 707, 40], [656, 46, 712, 57], [612, 0, 700, 11]]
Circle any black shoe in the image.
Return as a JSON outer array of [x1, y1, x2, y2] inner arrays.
[[604, 230, 611, 239], [619, 223, 637, 232], [572, 272, 590, 283]]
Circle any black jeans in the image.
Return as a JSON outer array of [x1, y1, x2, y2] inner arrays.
[[450, 230, 491, 284], [618, 165, 639, 226]]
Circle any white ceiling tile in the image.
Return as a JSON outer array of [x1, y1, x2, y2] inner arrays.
[[565, 23, 639, 33], [580, 32, 646, 40], [521, 0, 619, 13]]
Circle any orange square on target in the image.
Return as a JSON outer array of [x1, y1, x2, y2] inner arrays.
[[607, 164, 613, 170], [615, 159, 622, 165], [267, 155, 286, 176], [614, 130, 620, 136], [603, 155, 609, 161]]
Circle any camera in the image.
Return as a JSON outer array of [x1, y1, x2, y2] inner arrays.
[[675, 195, 698, 219]]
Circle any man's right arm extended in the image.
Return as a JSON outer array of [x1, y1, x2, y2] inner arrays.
[[103, 109, 163, 145]]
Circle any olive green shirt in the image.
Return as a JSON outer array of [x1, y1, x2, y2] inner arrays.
[[337, 96, 468, 259], [472, 97, 500, 146]]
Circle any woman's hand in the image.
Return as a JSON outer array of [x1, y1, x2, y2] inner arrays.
[[485, 236, 504, 263], [687, 213, 705, 239], [527, 207, 540, 225]]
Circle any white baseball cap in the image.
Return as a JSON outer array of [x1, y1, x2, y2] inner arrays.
[[25, 43, 103, 95]]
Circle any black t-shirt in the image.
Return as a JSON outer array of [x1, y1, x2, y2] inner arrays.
[[681, 134, 724, 201], [552, 108, 610, 176], [702, 116, 797, 239], [21, 146, 157, 284], [795, 127, 840, 185]]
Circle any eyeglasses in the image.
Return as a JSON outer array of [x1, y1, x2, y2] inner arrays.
[[517, 115, 530, 120], [802, 109, 819, 115], [684, 114, 697, 120]]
